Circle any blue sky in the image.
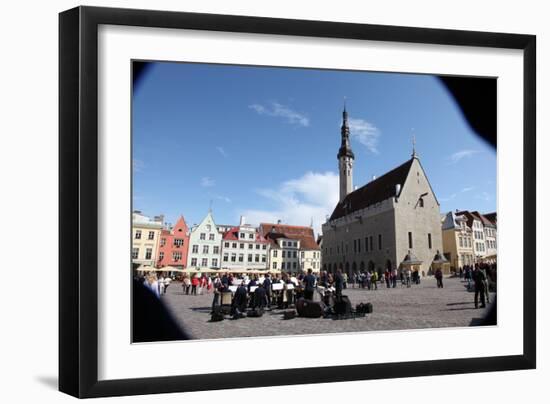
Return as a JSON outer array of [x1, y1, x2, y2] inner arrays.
[[132, 62, 496, 234]]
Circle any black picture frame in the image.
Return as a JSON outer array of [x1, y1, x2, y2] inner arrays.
[[59, 5, 536, 398]]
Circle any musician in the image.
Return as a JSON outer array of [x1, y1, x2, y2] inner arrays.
[[334, 268, 344, 298], [252, 283, 267, 309], [231, 281, 248, 317], [263, 273, 272, 309], [303, 268, 316, 300]]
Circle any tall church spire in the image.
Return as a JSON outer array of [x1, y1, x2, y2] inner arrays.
[[337, 101, 354, 202]]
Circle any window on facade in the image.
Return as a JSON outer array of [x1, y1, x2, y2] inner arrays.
[[293, 251, 297, 258], [293, 262, 297, 269], [358, 239, 361, 253], [282, 251, 286, 258], [353, 240, 357, 253], [256, 244, 260, 250], [428, 233, 432, 249], [365, 238, 368, 252], [231, 254, 236, 262], [135, 230, 141, 239], [213, 246, 219, 254], [273, 250, 278, 257], [408, 232, 413, 249], [249, 234, 254, 239], [148, 231, 155, 240], [301, 251, 304, 258], [248, 254, 253, 262], [238, 254, 244, 262], [223, 254, 228, 262], [224, 242, 229, 248], [369, 236, 373, 251], [378, 234, 382, 250], [172, 251, 181, 261], [262, 244, 266, 250], [203, 245, 209, 254], [202, 258, 208, 267], [174, 238, 183, 247], [459, 237, 463, 247], [248, 244, 253, 249], [240, 233, 245, 239], [418, 198, 424, 208], [192, 245, 198, 253], [159, 251, 164, 261], [191, 258, 197, 266], [282, 241, 287, 247], [212, 258, 218, 267], [262, 255, 266, 263], [240, 243, 244, 249], [209, 234, 215, 241], [272, 262, 277, 269], [160, 238, 166, 247], [132, 248, 139, 259], [200, 233, 206, 240], [232, 242, 237, 248]]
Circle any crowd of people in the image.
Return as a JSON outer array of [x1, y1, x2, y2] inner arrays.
[[136, 262, 497, 314]]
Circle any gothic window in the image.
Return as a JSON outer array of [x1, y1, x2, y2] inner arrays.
[[428, 233, 432, 249], [408, 232, 413, 249]]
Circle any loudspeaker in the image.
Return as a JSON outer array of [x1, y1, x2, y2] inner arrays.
[[333, 295, 352, 316], [296, 298, 326, 318]]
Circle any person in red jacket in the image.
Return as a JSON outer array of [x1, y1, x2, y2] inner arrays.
[[191, 275, 199, 295]]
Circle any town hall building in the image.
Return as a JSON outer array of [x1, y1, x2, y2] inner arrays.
[[321, 106, 443, 277]]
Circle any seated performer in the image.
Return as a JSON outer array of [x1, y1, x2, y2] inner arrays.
[[252, 283, 267, 309], [231, 281, 248, 317]]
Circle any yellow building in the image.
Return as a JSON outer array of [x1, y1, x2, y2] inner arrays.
[[441, 211, 474, 271], [132, 211, 164, 267]]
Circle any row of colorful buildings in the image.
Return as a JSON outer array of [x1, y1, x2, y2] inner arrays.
[[441, 210, 497, 270], [131, 210, 321, 273]]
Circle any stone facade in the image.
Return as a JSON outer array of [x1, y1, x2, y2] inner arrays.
[[321, 108, 443, 276]]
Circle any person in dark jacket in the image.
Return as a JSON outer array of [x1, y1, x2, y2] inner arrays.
[[435, 268, 444, 288], [232, 282, 248, 317], [263, 274, 272, 309], [473, 267, 487, 309], [252, 283, 267, 309], [302, 268, 316, 300], [334, 268, 344, 297]]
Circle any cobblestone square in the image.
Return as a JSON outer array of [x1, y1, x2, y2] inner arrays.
[[159, 276, 495, 340]]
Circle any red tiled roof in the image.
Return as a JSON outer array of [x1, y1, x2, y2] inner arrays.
[[222, 226, 268, 243], [259, 223, 320, 250]]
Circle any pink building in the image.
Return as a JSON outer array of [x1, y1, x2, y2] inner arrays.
[[156, 216, 190, 268]]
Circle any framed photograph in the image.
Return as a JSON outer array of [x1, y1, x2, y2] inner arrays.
[[59, 6, 536, 398]]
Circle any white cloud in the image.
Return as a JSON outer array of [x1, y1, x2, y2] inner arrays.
[[461, 187, 475, 193], [200, 177, 215, 187], [249, 102, 310, 127], [476, 192, 491, 202], [216, 146, 228, 158], [449, 149, 480, 164], [439, 193, 457, 202], [215, 195, 232, 203], [348, 118, 380, 154], [242, 171, 339, 235]]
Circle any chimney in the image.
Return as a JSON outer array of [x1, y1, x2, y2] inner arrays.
[[240, 215, 245, 226]]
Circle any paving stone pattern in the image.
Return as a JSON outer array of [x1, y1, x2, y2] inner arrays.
[[159, 277, 495, 340]]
